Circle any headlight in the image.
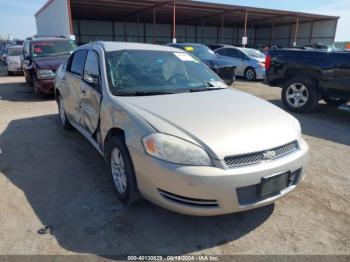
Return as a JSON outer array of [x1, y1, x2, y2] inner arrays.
[[37, 69, 55, 79], [290, 116, 302, 144], [142, 133, 212, 166]]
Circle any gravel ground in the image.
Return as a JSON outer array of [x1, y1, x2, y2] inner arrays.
[[0, 65, 349, 256]]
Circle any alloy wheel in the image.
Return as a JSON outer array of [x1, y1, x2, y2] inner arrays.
[[59, 98, 66, 125], [286, 83, 309, 108], [111, 148, 127, 194]]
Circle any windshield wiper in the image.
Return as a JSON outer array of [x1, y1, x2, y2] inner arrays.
[[116, 91, 176, 96], [189, 87, 225, 93]]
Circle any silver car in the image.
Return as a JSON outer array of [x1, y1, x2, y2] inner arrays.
[[55, 41, 308, 216], [215, 46, 266, 81], [6, 45, 23, 75]]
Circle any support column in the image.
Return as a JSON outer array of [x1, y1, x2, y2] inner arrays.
[[152, 8, 157, 43], [269, 19, 275, 46], [112, 21, 115, 41], [243, 10, 248, 47], [172, 1, 176, 43], [221, 14, 225, 43], [201, 19, 205, 43], [137, 15, 140, 43], [293, 16, 300, 47]]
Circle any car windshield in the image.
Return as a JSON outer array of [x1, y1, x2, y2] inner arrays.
[[7, 48, 22, 56], [243, 49, 265, 58], [32, 40, 76, 57], [184, 45, 218, 60], [106, 50, 225, 96]]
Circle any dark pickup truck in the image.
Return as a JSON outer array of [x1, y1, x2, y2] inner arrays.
[[265, 49, 350, 113]]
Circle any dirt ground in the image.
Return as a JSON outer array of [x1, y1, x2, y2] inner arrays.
[[0, 64, 349, 256]]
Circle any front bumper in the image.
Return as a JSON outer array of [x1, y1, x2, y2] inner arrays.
[[7, 64, 22, 72], [35, 78, 55, 95], [130, 138, 309, 216], [255, 67, 266, 80]]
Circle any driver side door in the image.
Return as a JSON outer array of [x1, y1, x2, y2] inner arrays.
[[80, 50, 102, 135]]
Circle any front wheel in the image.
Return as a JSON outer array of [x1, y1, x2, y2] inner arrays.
[[57, 95, 74, 130], [245, 67, 257, 81], [105, 136, 140, 205], [282, 76, 319, 113], [323, 97, 347, 107]]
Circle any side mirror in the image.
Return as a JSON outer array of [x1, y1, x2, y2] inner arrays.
[[22, 60, 30, 66], [84, 71, 99, 86]]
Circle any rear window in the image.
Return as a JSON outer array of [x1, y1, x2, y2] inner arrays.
[[7, 48, 22, 56], [32, 40, 76, 57]]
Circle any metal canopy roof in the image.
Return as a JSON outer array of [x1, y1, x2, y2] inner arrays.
[[70, 0, 339, 27]]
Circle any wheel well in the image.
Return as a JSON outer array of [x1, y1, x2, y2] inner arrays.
[[104, 128, 125, 153], [55, 89, 60, 102], [284, 68, 320, 85], [244, 66, 254, 74]]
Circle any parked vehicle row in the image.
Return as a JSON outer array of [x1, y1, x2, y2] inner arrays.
[[265, 49, 350, 113], [22, 36, 77, 97], [55, 41, 309, 216], [5, 45, 23, 75]]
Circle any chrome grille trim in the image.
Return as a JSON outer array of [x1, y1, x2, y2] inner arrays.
[[224, 141, 299, 168], [158, 189, 219, 208]]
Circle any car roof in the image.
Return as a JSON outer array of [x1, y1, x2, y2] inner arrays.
[[171, 43, 206, 47], [85, 41, 186, 53]]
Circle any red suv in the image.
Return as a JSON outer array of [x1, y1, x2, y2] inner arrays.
[[22, 36, 77, 97]]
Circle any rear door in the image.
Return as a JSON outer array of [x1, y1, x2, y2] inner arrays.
[[330, 52, 350, 95], [80, 50, 102, 135], [63, 49, 88, 124]]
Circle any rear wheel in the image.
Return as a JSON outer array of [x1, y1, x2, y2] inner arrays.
[[7, 70, 12, 76], [282, 76, 319, 113], [105, 136, 140, 205], [323, 97, 347, 107], [245, 67, 257, 81]]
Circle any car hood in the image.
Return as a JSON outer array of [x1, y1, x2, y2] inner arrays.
[[118, 89, 299, 159], [202, 56, 236, 69], [32, 55, 69, 70]]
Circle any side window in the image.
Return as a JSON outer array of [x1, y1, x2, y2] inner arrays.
[[23, 41, 30, 58], [83, 50, 100, 91], [217, 48, 229, 56], [70, 50, 88, 77]]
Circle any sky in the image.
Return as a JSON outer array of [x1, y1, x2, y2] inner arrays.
[[0, 0, 349, 41]]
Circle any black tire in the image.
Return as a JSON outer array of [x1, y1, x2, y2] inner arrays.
[[33, 76, 45, 98], [7, 71, 12, 76], [105, 136, 140, 205], [323, 97, 347, 108], [57, 94, 74, 130], [282, 76, 319, 113], [244, 67, 257, 81]]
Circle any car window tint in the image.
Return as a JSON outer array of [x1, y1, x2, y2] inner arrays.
[[217, 48, 229, 56], [70, 50, 88, 77]]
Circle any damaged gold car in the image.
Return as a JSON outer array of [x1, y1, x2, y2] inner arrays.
[[55, 42, 308, 216]]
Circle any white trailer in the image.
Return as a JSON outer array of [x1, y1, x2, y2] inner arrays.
[[35, 0, 73, 39]]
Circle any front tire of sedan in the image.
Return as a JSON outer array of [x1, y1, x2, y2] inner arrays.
[[57, 94, 74, 130], [282, 76, 319, 113], [106, 136, 140, 206], [245, 67, 257, 81]]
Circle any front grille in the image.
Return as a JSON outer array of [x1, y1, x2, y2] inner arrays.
[[224, 141, 299, 168], [236, 169, 301, 205], [158, 189, 219, 208]]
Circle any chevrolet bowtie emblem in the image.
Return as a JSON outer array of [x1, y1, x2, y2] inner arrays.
[[262, 150, 276, 160]]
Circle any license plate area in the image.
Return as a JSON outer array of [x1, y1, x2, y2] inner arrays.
[[259, 172, 289, 198]]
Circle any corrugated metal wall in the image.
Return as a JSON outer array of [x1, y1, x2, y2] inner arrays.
[[73, 19, 336, 47], [255, 19, 337, 46]]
